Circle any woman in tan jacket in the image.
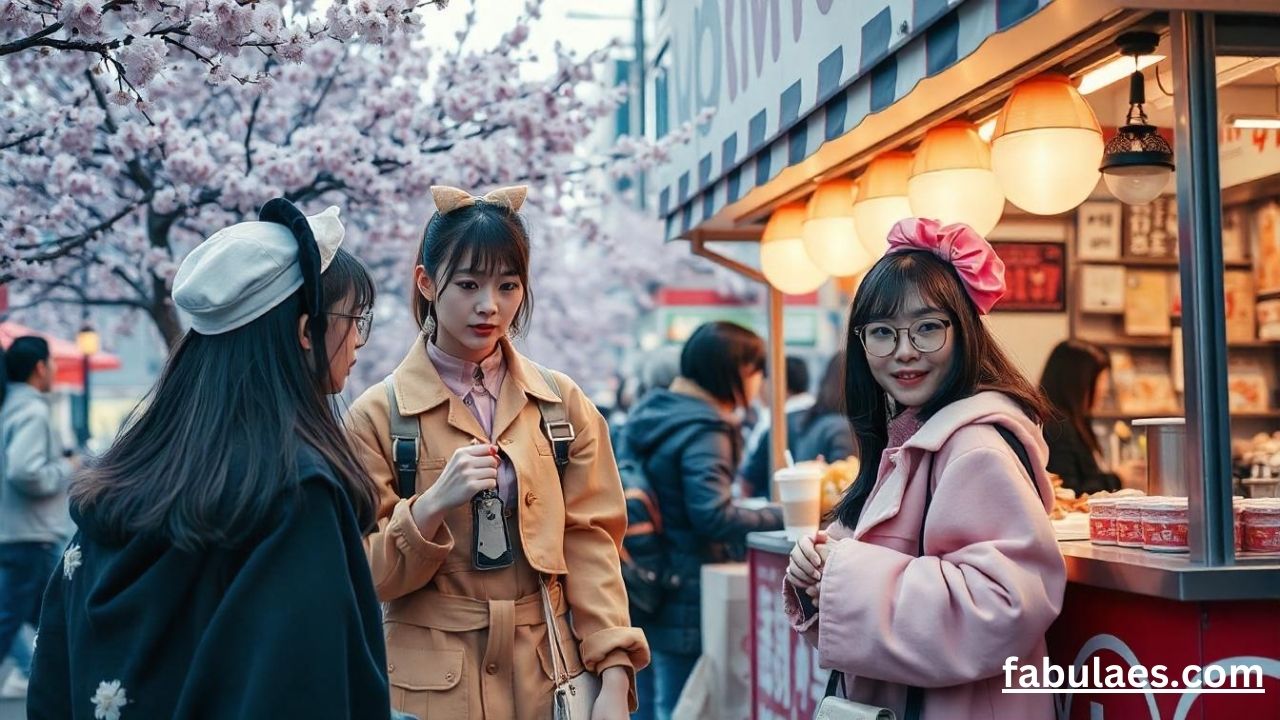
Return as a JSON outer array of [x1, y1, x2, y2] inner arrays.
[[347, 185, 648, 720]]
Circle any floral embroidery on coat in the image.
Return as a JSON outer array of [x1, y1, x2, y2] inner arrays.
[[63, 544, 82, 581], [91, 680, 129, 720]]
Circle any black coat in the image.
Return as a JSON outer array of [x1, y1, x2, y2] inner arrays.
[[624, 388, 783, 656], [739, 409, 808, 499], [741, 411, 858, 497], [28, 447, 391, 720], [1043, 416, 1121, 495], [793, 413, 858, 467]]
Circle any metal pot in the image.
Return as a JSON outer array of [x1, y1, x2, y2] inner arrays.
[[1132, 417, 1187, 497]]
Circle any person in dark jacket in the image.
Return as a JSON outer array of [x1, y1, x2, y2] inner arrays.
[[1039, 340, 1139, 495], [624, 321, 784, 720], [28, 201, 393, 720], [792, 353, 857, 465], [740, 356, 812, 498]]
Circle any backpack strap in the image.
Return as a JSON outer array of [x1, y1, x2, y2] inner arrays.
[[530, 363, 574, 480], [907, 425, 1036, 720], [383, 375, 420, 500]]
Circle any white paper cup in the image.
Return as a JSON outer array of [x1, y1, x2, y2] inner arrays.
[[775, 464, 823, 541]]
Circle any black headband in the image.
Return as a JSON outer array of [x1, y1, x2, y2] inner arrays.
[[259, 197, 324, 319]]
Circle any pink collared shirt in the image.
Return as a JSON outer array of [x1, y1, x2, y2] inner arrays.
[[425, 341, 516, 505]]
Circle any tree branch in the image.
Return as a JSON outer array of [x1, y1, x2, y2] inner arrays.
[[0, 130, 45, 151], [244, 93, 264, 174], [0, 23, 71, 57], [10, 200, 146, 258]]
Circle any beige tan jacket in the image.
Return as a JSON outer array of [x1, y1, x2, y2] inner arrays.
[[346, 336, 648, 716]]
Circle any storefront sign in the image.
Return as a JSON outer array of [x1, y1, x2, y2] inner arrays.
[[1219, 127, 1280, 189], [749, 546, 825, 719], [1048, 583, 1280, 720], [659, 306, 820, 346], [991, 242, 1066, 312], [655, 0, 1054, 239]]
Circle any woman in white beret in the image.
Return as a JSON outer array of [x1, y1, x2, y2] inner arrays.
[[27, 199, 394, 719]]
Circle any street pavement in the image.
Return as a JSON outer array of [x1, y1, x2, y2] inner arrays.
[[0, 660, 25, 720]]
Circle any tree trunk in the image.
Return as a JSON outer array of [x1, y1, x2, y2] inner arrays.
[[150, 292, 183, 349], [146, 206, 183, 348]]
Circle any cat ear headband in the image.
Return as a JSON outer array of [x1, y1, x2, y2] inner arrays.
[[430, 185, 528, 214]]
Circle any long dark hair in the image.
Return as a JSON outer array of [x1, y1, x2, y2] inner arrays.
[[1039, 340, 1109, 455], [832, 250, 1049, 529], [803, 352, 846, 430], [680, 321, 766, 408], [71, 248, 379, 551], [414, 200, 533, 336]]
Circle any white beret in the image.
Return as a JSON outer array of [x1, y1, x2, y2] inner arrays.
[[173, 206, 344, 335]]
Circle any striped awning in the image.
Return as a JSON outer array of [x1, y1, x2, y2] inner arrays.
[[657, 0, 1054, 241]]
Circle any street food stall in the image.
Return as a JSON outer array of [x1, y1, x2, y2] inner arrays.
[[646, 1, 1280, 718]]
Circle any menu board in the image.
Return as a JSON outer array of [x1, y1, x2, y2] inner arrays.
[[1077, 201, 1123, 261], [1227, 357, 1269, 412], [990, 242, 1065, 312], [1125, 196, 1178, 259], [1256, 203, 1280, 295], [1223, 270, 1257, 343], [1080, 265, 1126, 314], [1110, 350, 1178, 415], [1258, 299, 1280, 341], [1124, 271, 1172, 336]]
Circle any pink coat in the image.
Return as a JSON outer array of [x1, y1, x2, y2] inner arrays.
[[785, 392, 1066, 719]]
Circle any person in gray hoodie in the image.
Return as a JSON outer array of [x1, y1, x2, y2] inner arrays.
[[0, 336, 76, 698]]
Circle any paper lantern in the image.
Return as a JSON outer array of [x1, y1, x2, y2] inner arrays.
[[908, 121, 1005, 234], [991, 74, 1104, 215], [852, 152, 914, 255], [802, 179, 871, 277], [761, 203, 828, 294]]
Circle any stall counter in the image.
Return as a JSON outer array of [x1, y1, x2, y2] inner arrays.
[[746, 531, 1280, 720]]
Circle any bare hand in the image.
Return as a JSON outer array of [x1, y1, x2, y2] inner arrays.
[[786, 531, 828, 589], [420, 444, 499, 513], [591, 667, 631, 720]]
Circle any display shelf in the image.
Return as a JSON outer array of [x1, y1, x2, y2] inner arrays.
[[1075, 336, 1279, 350], [1092, 411, 1280, 421], [1079, 258, 1252, 270]]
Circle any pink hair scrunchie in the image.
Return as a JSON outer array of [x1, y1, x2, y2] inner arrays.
[[885, 217, 1006, 315]]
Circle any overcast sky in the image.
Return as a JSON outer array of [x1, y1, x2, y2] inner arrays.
[[423, 0, 635, 78]]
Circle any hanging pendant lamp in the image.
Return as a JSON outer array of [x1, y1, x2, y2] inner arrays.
[[1099, 31, 1175, 206], [852, 151, 914, 255], [761, 203, 829, 294], [803, 178, 871, 277], [907, 120, 1005, 234], [991, 74, 1104, 215]]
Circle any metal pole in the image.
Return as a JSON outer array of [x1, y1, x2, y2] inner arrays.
[[768, 286, 787, 502], [1170, 11, 1234, 565], [80, 351, 91, 449], [633, 0, 647, 210]]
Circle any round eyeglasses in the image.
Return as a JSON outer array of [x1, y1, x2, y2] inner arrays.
[[327, 309, 374, 344], [854, 317, 952, 358]]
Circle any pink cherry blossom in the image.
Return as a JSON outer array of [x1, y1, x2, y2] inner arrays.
[[1, 0, 735, 391]]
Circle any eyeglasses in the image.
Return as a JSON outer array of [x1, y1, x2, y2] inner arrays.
[[327, 309, 374, 343], [854, 317, 952, 358]]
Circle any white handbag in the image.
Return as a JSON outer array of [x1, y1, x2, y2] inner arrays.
[[540, 576, 601, 720], [815, 672, 899, 720]]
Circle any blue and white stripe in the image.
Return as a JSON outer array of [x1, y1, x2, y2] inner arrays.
[[659, 0, 1051, 241]]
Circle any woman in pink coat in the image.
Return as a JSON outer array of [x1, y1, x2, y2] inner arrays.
[[784, 218, 1066, 720]]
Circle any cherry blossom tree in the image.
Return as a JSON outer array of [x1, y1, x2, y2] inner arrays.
[[0, 0, 723, 389]]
